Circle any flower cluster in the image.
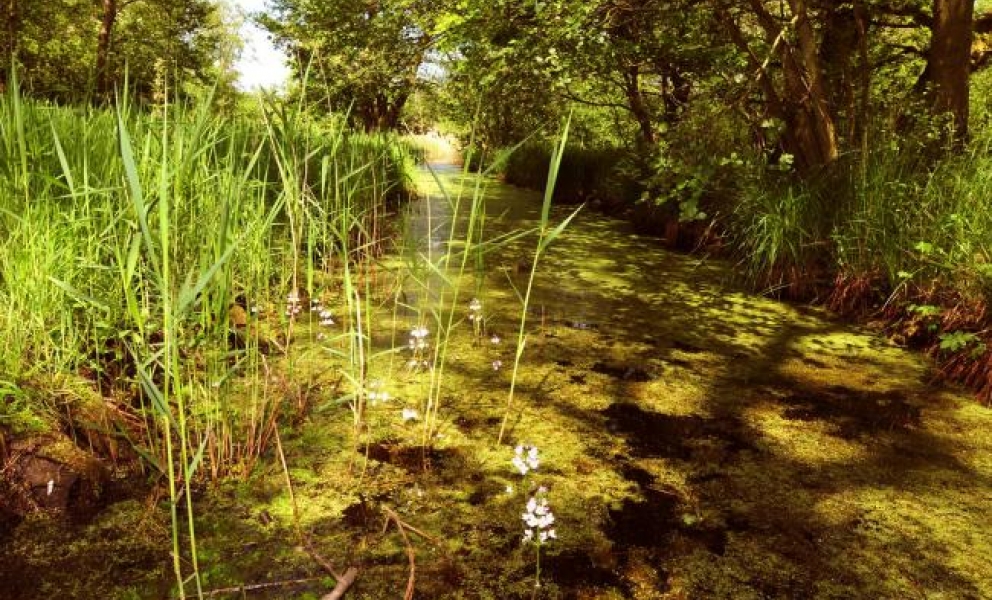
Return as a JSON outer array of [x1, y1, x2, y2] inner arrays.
[[512, 444, 540, 476], [522, 488, 556, 545], [407, 326, 431, 370], [366, 380, 391, 405], [310, 297, 335, 327], [468, 298, 483, 324], [285, 290, 302, 318], [408, 326, 429, 350]]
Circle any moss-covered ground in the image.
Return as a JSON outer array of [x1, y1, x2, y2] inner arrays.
[[3, 167, 991, 599]]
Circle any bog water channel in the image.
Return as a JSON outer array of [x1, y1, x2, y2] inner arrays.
[[4, 163, 992, 599]]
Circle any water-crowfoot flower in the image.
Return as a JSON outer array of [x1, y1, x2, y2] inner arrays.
[[406, 325, 432, 371], [492, 359, 503, 371], [512, 444, 540, 475], [490, 333, 501, 345], [468, 298, 483, 323], [318, 308, 335, 327], [401, 408, 419, 422]]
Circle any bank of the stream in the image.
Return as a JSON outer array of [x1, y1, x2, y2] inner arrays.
[[3, 165, 992, 599]]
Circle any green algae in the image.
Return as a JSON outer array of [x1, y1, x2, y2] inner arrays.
[[4, 166, 992, 599]]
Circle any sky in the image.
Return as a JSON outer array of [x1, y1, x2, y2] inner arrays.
[[228, 0, 290, 90]]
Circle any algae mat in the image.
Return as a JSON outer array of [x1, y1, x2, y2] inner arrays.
[[3, 167, 991, 599]]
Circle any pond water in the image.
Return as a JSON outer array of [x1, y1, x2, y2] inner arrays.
[[4, 164, 992, 599]]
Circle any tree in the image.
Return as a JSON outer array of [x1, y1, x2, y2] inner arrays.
[[1, 0, 232, 103], [444, 0, 715, 148], [262, 0, 446, 131], [926, 0, 974, 140], [717, 0, 840, 173]]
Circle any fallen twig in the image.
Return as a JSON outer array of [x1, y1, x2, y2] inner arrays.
[[382, 506, 417, 600], [302, 533, 359, 599], [320, 567, 359, 600], [197, 576, 324, 597]]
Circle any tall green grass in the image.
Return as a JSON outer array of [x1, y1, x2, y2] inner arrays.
[[729, 131, 992, 306], [0, 79, 415, 596]]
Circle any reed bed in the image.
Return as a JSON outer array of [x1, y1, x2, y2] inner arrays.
[[0, 79, 417, 596]]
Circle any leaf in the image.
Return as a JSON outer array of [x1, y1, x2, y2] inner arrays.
[[49, 277, 111, 313], [939, 331, 978, 352], [539, 205, 583, 252], [186, 436, 209, 480]]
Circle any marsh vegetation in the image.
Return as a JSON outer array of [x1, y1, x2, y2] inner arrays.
[[3, 1, 992, 599]]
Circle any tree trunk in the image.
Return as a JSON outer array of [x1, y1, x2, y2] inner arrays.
[[720, 1, 839, 173], [927, 0, 974, 141], [622, 65, 656, 146], [1, 0, 19, 91], [96, 0, 118, 97], [783, 0, 839, 171]]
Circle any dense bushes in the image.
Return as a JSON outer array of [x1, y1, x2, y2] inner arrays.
[[502, 142, 634, 210]]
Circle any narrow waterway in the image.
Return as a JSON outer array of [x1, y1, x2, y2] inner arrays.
[[387, 162, 992, 598], [5, 162, 991, 599]]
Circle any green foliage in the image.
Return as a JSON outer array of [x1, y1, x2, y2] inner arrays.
[[3, 0, 235, 103], [502, 142, 633, 209], [261, 0, 446, 131], [0, 82, 414, 451], [939, 331, 984, 355]]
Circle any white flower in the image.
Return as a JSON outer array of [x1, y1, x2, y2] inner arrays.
[[506, 485, 514, 494], [367, 383, 391, 404], [521, 491, 556, 546], [512, 444, 540, 475], [490, 334, 501, 345], [401, 408, 419, 422], [469, 298, 482, 312], [408, 326, 430, 350], [512, 447, 529, 475], [492, 359, 503, 371]]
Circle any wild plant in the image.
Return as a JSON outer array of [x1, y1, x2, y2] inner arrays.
[[0, 71, 416, 597], [497, 114, 582, 444], [508, 445, 555, 595], [521, 486, 557, 595]]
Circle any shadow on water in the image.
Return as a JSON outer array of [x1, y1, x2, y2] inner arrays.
[[12, 166, 983, 599], [415, 161, 992, 597]]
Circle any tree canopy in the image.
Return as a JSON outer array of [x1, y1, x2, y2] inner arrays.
[[2, 0, 238, 103]]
